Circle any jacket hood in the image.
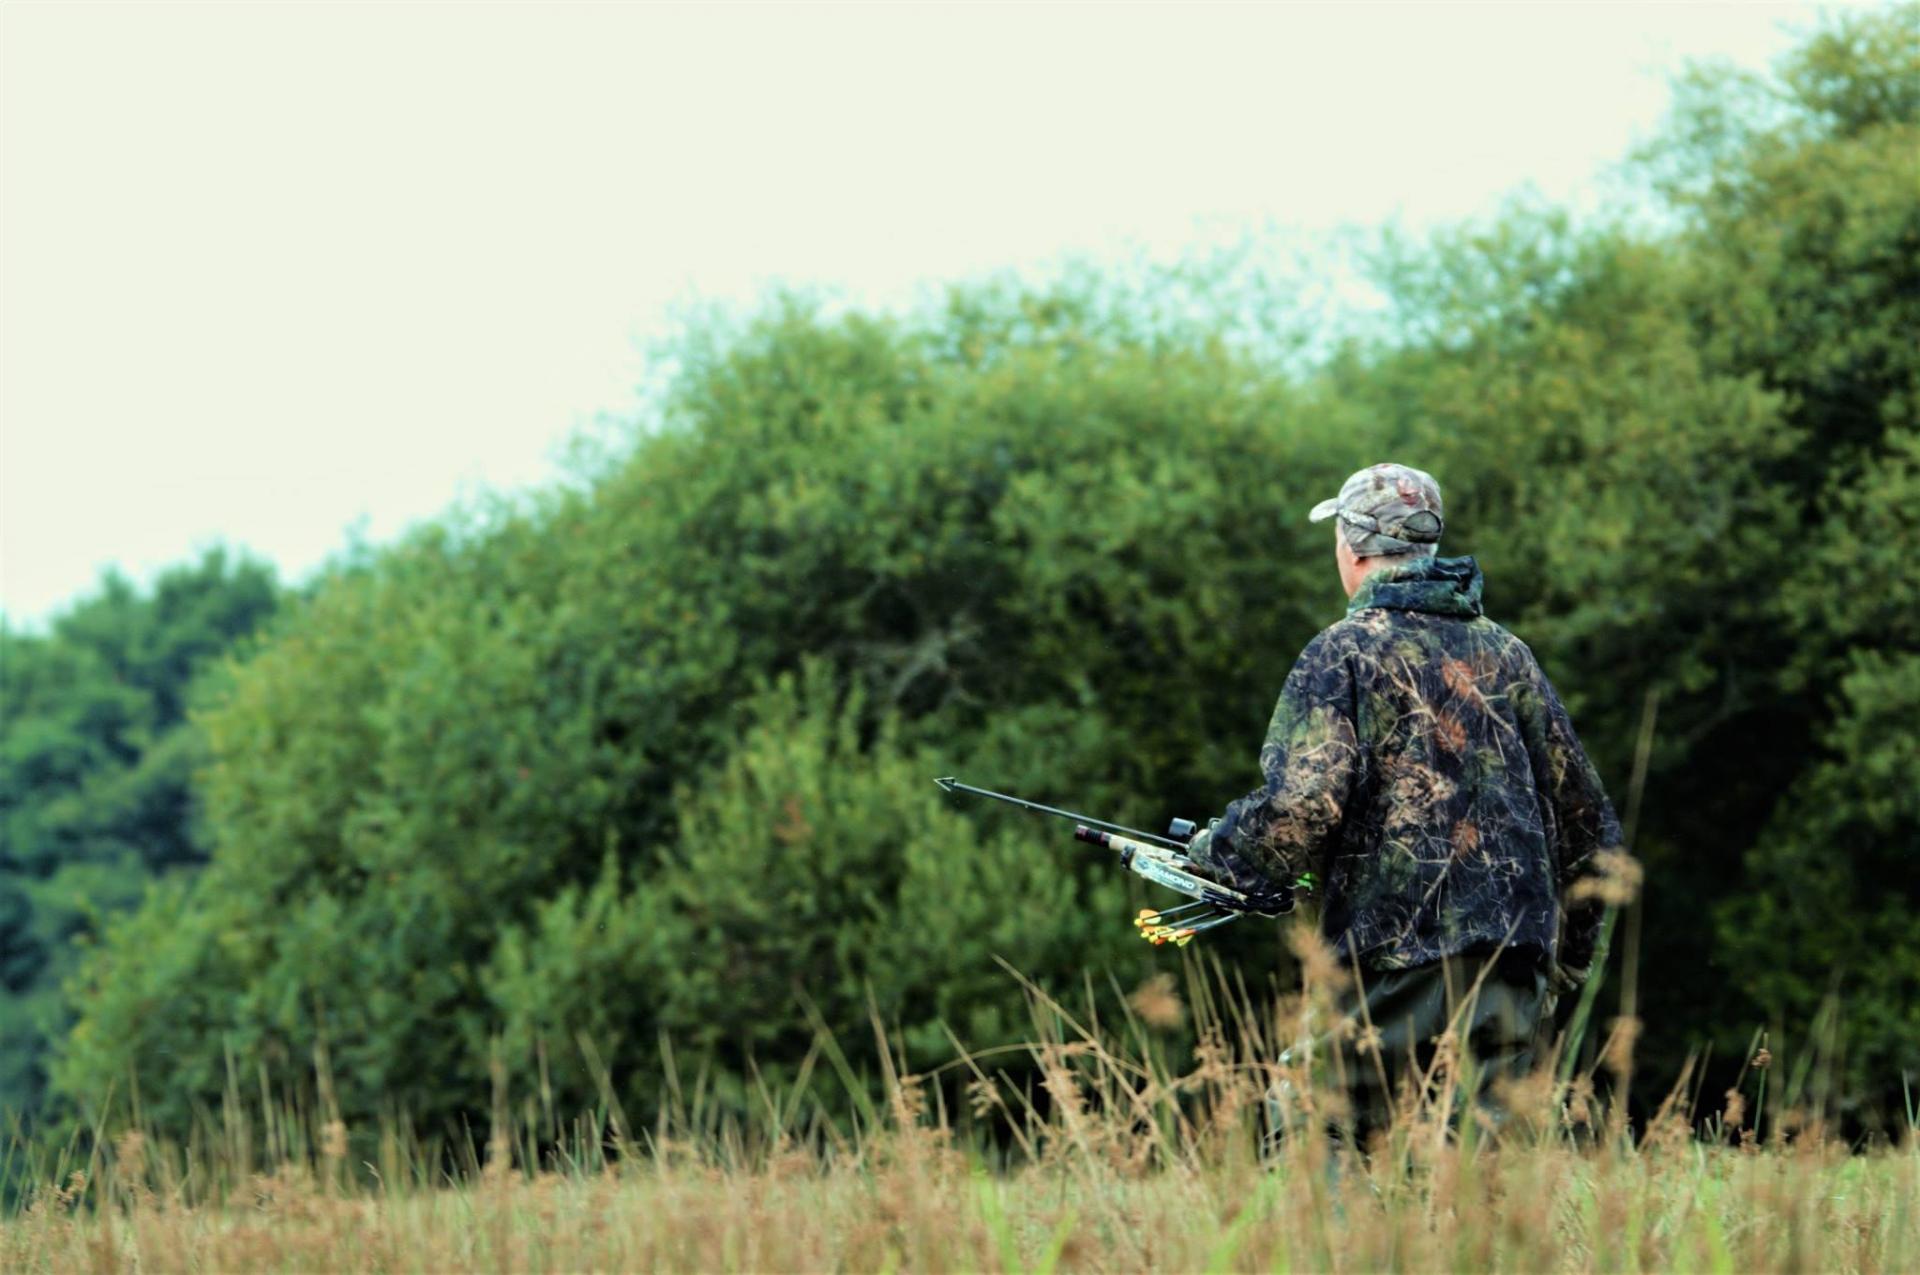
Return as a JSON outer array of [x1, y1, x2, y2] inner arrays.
[[1348, 554, 1484, 619]]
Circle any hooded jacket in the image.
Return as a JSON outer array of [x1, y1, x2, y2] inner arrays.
[[1195, 555, 1619, 974]]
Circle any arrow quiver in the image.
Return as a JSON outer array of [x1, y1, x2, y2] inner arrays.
[[934, 777, 1316, 946]]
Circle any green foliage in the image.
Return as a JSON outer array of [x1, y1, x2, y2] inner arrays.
[[1719, 648, 1920, 1110], [485, 668, 1110, 1117], [54, 285, 1346, 1137], [1680, 7, 1919, 1110], [0, 548, 279, 1123], [40, 5, 1920, 1135]]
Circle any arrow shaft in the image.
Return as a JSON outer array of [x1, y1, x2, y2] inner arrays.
[[938, 779, 1187, 851]]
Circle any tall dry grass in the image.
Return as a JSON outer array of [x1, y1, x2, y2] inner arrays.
[[4, 935, 1914, 1273]]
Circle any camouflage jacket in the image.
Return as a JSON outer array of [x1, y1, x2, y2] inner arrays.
[[1193, 555, 1619, 974]]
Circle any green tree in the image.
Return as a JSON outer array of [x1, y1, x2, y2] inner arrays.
[[1676, 8, 1919, 1114], [55, 290, 1360, 1137], [1, 548, 279, 1122], [485, 668, 1108, 1122]]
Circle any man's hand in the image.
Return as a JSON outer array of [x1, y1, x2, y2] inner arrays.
[[1185, 819, 1309, 916], [1184, 819, 1221, 866]]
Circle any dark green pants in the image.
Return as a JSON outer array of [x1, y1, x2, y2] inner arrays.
[[1268, 951, 1549, 1146]]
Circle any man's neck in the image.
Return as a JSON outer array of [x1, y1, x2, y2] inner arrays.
[[1344, 553, 1410, 598]]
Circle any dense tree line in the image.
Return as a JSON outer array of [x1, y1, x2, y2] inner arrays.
[[1, 549, 280, 1122], [17, 9, 1919, 1139]]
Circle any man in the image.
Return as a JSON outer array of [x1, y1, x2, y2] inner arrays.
[[1187, 463, 1621, 1136]]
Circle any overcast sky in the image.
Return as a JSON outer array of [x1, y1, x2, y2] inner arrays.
[[0, 1, 1867, 628]]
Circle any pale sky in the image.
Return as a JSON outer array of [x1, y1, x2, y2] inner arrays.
[[0, 1, 1866, 628]]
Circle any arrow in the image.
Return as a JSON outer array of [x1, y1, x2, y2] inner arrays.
[[933, 777, 1188, 851]]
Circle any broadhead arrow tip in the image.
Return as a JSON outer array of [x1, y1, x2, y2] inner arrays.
[[933, 776, 957, 792]]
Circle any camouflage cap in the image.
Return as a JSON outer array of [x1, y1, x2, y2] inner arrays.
[[1309, 463, 1445, 557]]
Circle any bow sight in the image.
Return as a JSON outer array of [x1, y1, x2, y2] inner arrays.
[[933, 777, 1314, 946]]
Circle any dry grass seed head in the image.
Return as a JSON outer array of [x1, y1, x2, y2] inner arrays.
[[1567, 1075, 1596, 1126], [1287, 927, 1350, 997], [1571, 850, 1645, 906], [59, 1170, 87, 1208], [1602, 1015, 1643, 1078], [966, 1076, 1002, 1119], [1191, 1025, 1232, 1086], [113, 1129, 146, 1183], [1722, 1088, 1747, 1129], [1128, 972, 1185, 1030], [888, 1071, 928, 1129], [321, 1119, 349, 1163], [1038, 1048, 1089, 1142], [1492, 1066, 1560, 1134]]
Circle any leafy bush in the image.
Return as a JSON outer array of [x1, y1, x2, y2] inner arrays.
[[0, 549, 278, 1123]]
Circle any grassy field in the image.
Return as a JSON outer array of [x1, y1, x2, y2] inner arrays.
[[6, 948, 1914, 1273], [5, 1136, 1914, 1272]]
